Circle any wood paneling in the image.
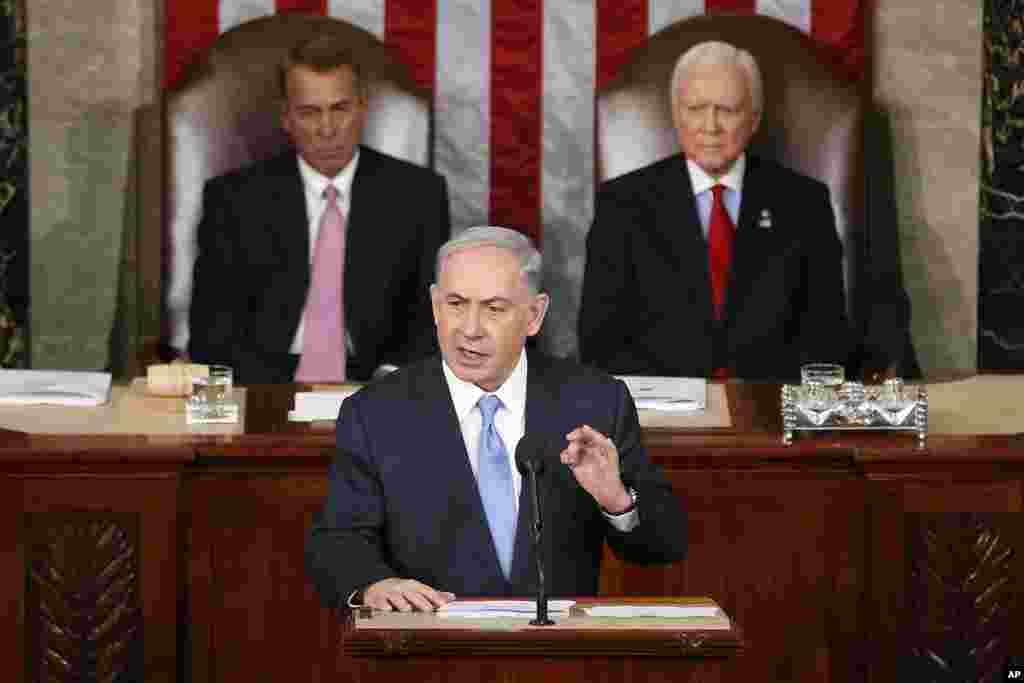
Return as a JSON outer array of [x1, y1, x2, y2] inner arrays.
[[2, 460, 184, 683], [2, 383, 1024, 681], [186, 471, 342, 682], [24, 513, 142, 683]]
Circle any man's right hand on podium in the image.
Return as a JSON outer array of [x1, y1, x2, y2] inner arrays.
[[363, 577, 455, 612]]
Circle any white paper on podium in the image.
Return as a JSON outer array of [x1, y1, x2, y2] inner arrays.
[[438, 599, 575, 618], [616, 376, 707, 412], [0, 370, 112, 407], [584, 605, 720, 618], [287, 390, 358, 422]]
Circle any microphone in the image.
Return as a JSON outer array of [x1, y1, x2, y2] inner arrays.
[[513, 433, 555, 626], [514, 432, 548, 476]]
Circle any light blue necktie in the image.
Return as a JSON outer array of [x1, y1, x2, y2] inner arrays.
[[476, 394, 516, 579]]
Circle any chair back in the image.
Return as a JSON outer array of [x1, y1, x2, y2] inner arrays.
[[596, 13, 863, 323], [165, 13, 430, 351]]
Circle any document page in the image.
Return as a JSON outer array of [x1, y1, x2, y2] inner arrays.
[[584, 604, 720, 618], [0, 370, 112, 407], [580, 603, 731, 628], [616, 376, 706, 412], [288, 389, 359, 422], [438, 599, 575, 618]]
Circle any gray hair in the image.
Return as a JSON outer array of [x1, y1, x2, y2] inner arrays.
[[280, 36, 367, 101], [435, 226, 544, 295], [670, 41, 762, 115]]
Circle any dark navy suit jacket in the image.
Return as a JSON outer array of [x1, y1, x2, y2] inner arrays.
[[306, 351, 687, 607], [579, 153, 851, 381], [188, 145, 450, 383]]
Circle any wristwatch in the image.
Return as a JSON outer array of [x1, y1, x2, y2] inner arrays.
[[347, 587, 365, 607], [604, 486, 638, 516]]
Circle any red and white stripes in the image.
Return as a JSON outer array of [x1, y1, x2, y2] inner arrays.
[[165, 0, 863, 355]]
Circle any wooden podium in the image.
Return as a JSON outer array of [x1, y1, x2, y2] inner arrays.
[[7, 380, 1024, 681], [342, 597, 743, 682]]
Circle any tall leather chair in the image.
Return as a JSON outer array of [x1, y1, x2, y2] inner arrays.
[[596, 14, 918, 377], [164, 13, 431, 353]]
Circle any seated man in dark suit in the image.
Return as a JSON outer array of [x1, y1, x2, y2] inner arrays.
[[578, 41, 850, 381], [307, 226, 687, 611], [188, 36, 450, 384]]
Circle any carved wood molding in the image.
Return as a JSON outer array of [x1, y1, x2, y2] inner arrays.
[[24, 512, 142, 683], [904, 513, 1018, 682]]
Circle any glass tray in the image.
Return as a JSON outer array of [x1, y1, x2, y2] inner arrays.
[[781, 381, 927, 445]]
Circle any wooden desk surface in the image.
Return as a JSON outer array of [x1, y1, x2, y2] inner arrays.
[[3, 376, 1022, 683], [347, 596, 741, 659], [2, 376, 1023, 462]]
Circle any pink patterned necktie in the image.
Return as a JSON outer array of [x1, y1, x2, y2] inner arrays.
[[294, 185, 346, 383]]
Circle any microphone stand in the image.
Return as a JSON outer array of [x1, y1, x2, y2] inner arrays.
[[526, 462, 554, 626]]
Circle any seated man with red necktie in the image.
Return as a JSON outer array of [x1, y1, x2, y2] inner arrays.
[[578, 41, 850, 381], [188, 36, 450, 384]]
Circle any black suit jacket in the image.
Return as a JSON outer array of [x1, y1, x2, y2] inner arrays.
[[579, 154, 850, 381], [188, 146, 451, 383], [305, 351, 687, 607]]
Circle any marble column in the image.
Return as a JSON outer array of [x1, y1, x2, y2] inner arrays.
[[27, 0, 159, 370], [979, 1, 1024, 370], [874, 0, 982, 374]]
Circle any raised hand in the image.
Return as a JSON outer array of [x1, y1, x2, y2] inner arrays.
[[560, 424, 633, 513]]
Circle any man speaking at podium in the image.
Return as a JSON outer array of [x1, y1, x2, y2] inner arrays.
[[307, 226, 686, 611]]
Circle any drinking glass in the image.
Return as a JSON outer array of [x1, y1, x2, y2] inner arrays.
[[186, 364, 238, 422], [800, 363, 845, 387], [797, 363, 844, 425], [876, 377, 915, 425]]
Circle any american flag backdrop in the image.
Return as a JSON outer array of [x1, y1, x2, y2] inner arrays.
[[165, 0, 865, 356]]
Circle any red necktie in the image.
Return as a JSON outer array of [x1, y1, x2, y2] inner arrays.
[[708, 184, 734, 321], [294, 185, 346, 383]]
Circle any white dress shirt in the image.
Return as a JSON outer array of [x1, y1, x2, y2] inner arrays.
[[289, 149, 360, 354], [687, 154, 746, 240], [347, 351, 640, 605], [442, 349, 529, 512], [440, 351, 638, 531]]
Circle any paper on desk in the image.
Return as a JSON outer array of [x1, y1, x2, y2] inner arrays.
[[287, 390, 358, 422], [0, 370, 112, 406], [617, 376, 706, 412], [438, 599, 574, 618], [584, 605, 720, 618]]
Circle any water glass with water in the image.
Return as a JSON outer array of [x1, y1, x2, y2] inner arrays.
[[800, 363, 845, 387], [186, 364, 238, 423]]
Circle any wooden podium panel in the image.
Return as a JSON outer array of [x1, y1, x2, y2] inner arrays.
[[343, 598, 742, 683], [862, 451, 1024, 681], [0, 440, 189, 683], [185, 466, 344, 682], [608, 462, 867, 682], [5, 380, 1024, 682]]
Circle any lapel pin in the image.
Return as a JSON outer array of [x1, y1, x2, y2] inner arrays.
[[758, 209, 772, 230]]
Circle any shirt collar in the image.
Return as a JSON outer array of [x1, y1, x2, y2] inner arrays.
[[296, 146, 360, 200], [686, 153, 746, 197], [442, 349, 529, 425]]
